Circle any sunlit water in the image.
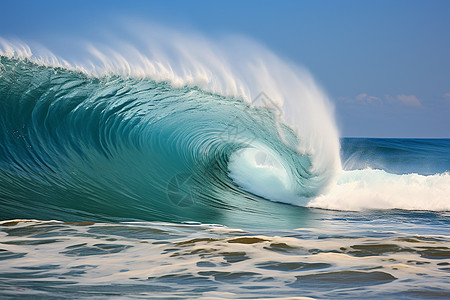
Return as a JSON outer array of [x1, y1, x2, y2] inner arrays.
[[1, 209, 449, 299]]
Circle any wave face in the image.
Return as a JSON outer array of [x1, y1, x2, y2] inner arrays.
[[0, 54, 339, 227]]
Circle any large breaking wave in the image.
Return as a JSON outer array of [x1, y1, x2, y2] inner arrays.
[[0, 31, 341, 226], [1, 28, 449, 226]]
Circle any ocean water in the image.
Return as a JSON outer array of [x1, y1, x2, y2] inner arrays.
[[0, 41, 450, 299]]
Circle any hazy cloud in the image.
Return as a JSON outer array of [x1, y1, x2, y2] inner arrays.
[[355, 93, 382, 104], [338, 93, 422, 107], [338, 93, 382, 105], [384, 94, 396, 103], [396, 94, 422, 107], [443, 92, 450, 102]]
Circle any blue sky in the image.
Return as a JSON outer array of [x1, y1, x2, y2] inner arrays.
[[1, 0, 449, 137]]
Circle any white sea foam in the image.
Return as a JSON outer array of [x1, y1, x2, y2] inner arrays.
[[228, 145, 303, 205], [309, 169, 450, 211]]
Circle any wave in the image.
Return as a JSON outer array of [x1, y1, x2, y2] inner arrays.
[[0, 28, 448, 224], [340, 138, 450, 175], [309, 169, 450, 211], [0, 31, 340, 226], [308, 138, 450, 212]]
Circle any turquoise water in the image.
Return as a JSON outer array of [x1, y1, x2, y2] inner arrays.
[[0, 56, 325, 229], [0, 55, 449, 299]]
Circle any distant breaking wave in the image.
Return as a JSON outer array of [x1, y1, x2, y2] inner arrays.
[[309, 139, 450, 211]]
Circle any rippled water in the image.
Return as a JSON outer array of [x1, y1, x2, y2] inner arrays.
[[1, 210, 449, 299]]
